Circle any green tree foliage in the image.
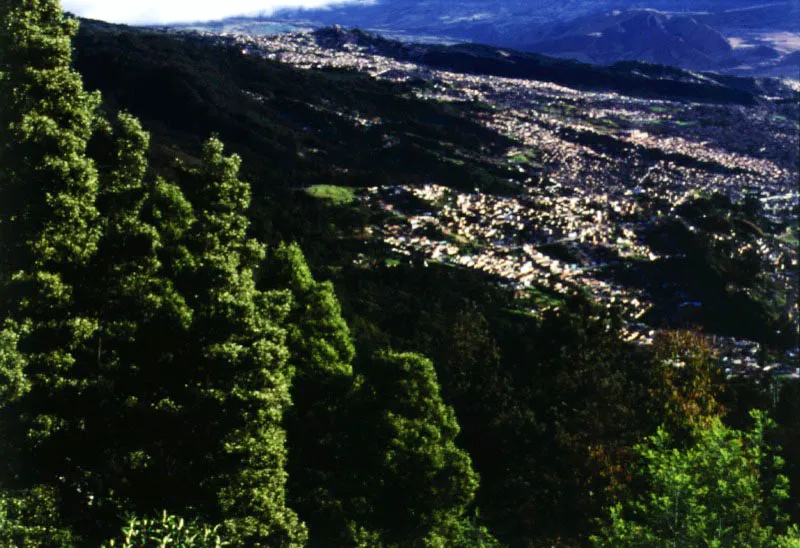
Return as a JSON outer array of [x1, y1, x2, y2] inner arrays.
[[775, 381, 800, 523], [90, 111, 192, 338], [74, 112, 195, 528], [592, 410, 800, 547], [449, 512, 504, 548], [0, 0, 102, 389], [0, 2, 305, 542], [265, 242, 358, 543], [10, 2, 795, 547], [268, 242, 355, 380], [429, 303, 507, 444], [0, 0, 102, 539], [0, 485, 75, 547], [266, 251, 496, 546], [0, 0, 100, 275], [0, 52, 198, 538], [0, 325, 28, 408], [336, 268, 664, 545], [173, 138, 306, 546], [478, 303, 657, 544], [354, 350, 480, 546]]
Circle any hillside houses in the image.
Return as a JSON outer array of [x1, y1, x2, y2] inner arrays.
[[207, 28, 798, 372]]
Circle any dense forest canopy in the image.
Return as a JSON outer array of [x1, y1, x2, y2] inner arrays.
[[0, 1, 798, 546]]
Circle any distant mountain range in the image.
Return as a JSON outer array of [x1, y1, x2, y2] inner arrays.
[[518, 6, 799, 75], [169, 0, 800, 77], [522, 10, 733, 66]]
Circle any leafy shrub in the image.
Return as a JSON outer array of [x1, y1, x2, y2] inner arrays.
[[103, 511, 228, 547]]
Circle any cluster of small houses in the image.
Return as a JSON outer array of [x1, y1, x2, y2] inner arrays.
[[365, 183, 653, 322], [215, 28, 798, 376]]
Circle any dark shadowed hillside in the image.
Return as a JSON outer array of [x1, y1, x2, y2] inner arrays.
[[309, 25, 762, 105], [74, 21, 513, 195]]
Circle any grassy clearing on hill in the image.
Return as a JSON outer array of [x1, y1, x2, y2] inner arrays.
[[305, 185, 358, 205]]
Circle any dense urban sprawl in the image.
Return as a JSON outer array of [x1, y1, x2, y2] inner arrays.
[[194, 28, 799, 375]]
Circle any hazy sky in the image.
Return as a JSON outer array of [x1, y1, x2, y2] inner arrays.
[[61, 0, 355, 25]]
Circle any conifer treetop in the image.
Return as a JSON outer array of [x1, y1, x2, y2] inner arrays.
[[0, 0, 100, 275]]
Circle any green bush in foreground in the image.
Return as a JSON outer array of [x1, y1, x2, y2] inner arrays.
[[593, 410, 800, 547], [103, 511, 227, 547]]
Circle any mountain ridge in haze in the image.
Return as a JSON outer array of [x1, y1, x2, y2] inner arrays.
[[176, 0, 799, 76], [523, 9, 734, 69]]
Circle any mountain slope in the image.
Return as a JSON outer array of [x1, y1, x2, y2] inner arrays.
[[174, 1, 799, 76], [308, 26, 763, 105], [74, 21, 513, 195], [269, 0, 796, 42], [522, 9, 734, 70], [518, 6, 800, 76]]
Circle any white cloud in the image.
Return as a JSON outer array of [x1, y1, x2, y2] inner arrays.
[[61, 0, 352, 25]]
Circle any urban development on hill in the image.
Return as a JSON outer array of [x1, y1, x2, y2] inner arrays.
[[209, 26, 799, 374], [1, 0, 799, 545]]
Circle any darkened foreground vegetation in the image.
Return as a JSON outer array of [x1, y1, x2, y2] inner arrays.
[[0, 3, 798, 546]]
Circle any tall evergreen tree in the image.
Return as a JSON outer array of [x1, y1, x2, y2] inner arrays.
[[268, 242, 355, 381], [0, 3, 305, 543], [174, 138, 306, 546], [267, 248, 492, 545], [0, 0, 100, 277], [90, 112, 191, 337], [356, 350, 480, 545], [0, 1, 101, 540], [266, 242, 358, 543], [72, 112, 195, 533]]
